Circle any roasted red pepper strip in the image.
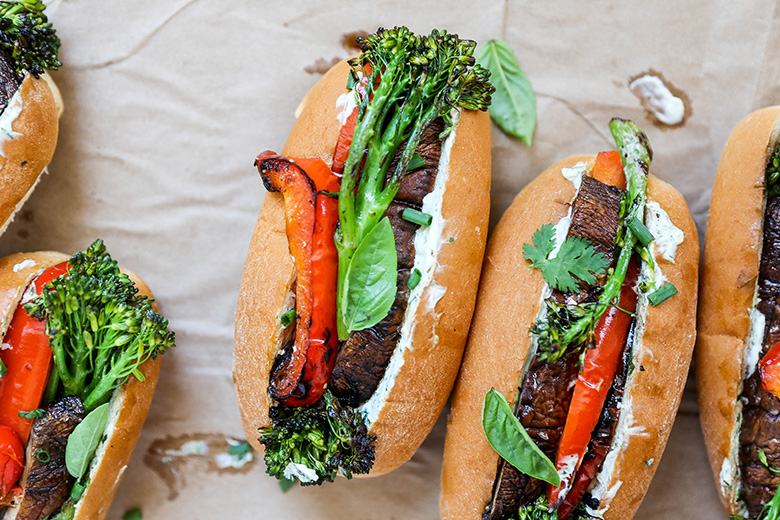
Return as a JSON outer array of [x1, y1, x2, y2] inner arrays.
[[0, 424, 23, 501], [0, 261, 68, 444], [332, 64, 372, 175], [760, 340, 780, 398], [256, 152, 316, 402], [548, 258, 639, 509], [592, 151, 626, 191], [281, 157, 340, 407]]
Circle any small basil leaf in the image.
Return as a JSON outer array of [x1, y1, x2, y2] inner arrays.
[[476, 40, 536, 145], [123, 508, 143, 520], [341, 217, 397, 335], [279, 478, 296, 492], [65, 402, 110, 480], [482, 388, 560, 486]]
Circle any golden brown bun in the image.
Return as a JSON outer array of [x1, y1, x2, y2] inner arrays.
[[0, 74, 60, 237], [233, 59, 491, 475], [441, 156, 699, 520], [0, 252, 162, 520], [695, 106, 780, 515]]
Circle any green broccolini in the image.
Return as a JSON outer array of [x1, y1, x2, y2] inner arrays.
[[767, 141, 780, 200], [0, 0, 60, 77], [24, 239, 175, 411], [259, 390, 375, 485], [514, 496, 559, 520], [335, 26, 494, 339]]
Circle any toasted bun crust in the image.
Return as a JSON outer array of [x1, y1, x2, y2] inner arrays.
[[441, 156, 699, 520], [233, 59, 491, 475], [0, 252, 162, 520], [695, 106, 780, 515], [0, 74, 60, 237]]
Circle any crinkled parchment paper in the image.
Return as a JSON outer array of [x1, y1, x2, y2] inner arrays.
[[3, 0, 778, 518]]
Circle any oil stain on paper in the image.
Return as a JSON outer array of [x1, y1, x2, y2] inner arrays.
[[144, 433, 256, 500], [304, 31, 368, 74]]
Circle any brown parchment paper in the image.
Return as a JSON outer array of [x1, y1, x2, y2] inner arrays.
[[4, 0, 778, 518]]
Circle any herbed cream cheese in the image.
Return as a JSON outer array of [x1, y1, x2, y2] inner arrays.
[[357, 122, 457, 427], [0, 84, 24, 157]]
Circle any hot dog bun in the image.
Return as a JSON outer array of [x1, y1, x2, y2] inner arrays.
[[234, 59, 491, 475], [0, 74, 61, 237], [0, 251, 162, 520], [696, 106, 780, 514], [441, 155, 699, 519]]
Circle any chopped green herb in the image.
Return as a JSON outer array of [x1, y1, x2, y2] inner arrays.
[[279, 477, 296, 492], [628, 216, 654, 246], [278, 309, 297, 328], [228, 441, 252, 457], [401, 207, 433, 227], [523, 223, 609, 293], [648, 283, 677, 306], [407, 152, 426, 171], [515, 495, 558, 520], [644, 458, 654, 467], [0, 358, 6, 378], [35, 449, 50, 463], [122, 508, 142, 520], [18, 408, 45, 419], [70, 480, 86, 501], [407, 268, 422, 290], [20, 160, 27, 166], [448, 237, 455, 243]]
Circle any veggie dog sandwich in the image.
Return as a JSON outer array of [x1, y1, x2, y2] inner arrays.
[[698, 106, 780, 519], [234, 26, 495, 484], [442, 119, 699, 520], [0, 241, 174, 520], [0, 0, 62, 234]]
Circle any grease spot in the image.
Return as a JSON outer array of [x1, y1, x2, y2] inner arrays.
[[304, 56, 341, 75], [143, 433, 256, 500], [341, 30, 368, 52], [628, 70, 691, 127]]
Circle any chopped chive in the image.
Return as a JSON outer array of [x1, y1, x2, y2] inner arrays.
[[71, 481, 86, 501], [123, 508, 143, 520], [402, 208, 433, 227], [279, 309, 297, 328], [36, 450, 50, 463], [407, 268, 422, 290], [0, 359, 6, 378], [346, 74, 356, 90], [628, 217, 654, 246], [407, 152, 426, 171], [18, 408, 45, 419], [648, 283, 677, 306]]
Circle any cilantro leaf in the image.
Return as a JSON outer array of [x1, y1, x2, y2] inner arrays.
[[523, 225, 610, 293]]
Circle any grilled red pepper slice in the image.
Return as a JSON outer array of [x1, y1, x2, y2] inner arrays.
[[760, 340, 780, 398], [0, 424, 23, 501], [280, 157, 340, 407], [0, 261, 68, 444], [257, 152, 317, 402], [548, 258, 639, 509]]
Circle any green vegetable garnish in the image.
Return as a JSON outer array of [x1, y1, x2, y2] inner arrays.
[[767, 141, 780, 200], [18, 408, 45, 419], [35, 449, 49, 462], [278, 478, 296, 492], [278, 308, 297, 328], [25, 239, 175, 411], [476, 39, 536, 145], [407, 268, 422, 290], [0, 358, 6, 378], [227, 440, 252, 457], [514, 495, 559, 520], [65, 402, 109, 480], [523, 223, 609, 294], [481, 388, 560, 486], [335, 26, 494, 340], [259, 390, 375, 486], [648, 283, 677, 306], [628, 216, 654, 246], [401, 207, 433, 227], [122, 508, 143, 520], [0, 0, 61, 76]]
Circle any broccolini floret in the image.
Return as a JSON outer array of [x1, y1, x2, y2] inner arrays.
[[259, 390, 375, 485], [25, 239, 175, 411], [0, 0, 60, 77]]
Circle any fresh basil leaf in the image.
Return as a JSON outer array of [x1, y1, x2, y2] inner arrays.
[[476, 39, 536, 145], [65, 402, 110, 480], [482, 388, 560, 486], [340, 217, 398, 336]]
